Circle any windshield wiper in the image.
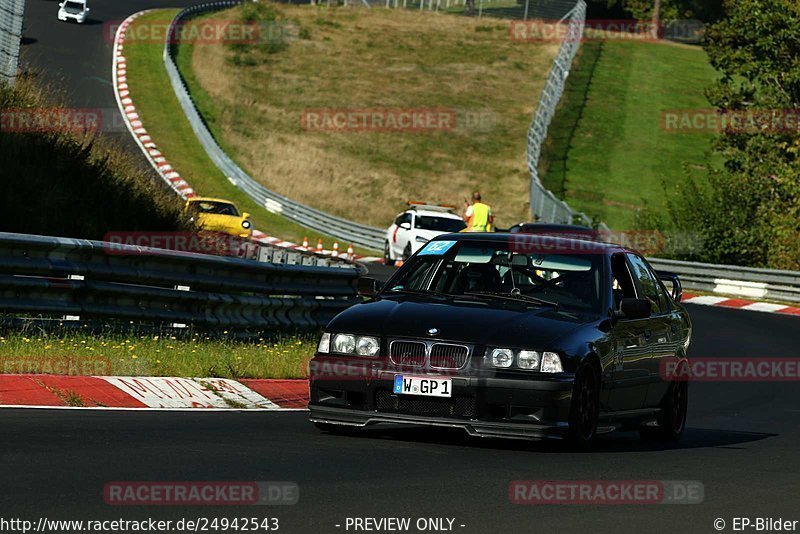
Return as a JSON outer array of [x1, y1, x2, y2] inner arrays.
[[384, 288, 452, 299], [462, 291, 559, 310]]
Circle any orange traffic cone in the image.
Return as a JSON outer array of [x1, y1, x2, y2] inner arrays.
[[316, 238, 323, 252], [346, 243, 354, 259], [332, 241, 339, 257], [302, 236, 309, 249]]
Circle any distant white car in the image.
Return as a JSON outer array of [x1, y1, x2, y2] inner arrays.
[[384, 202, 466, 265], [58, 0, 89, 23]]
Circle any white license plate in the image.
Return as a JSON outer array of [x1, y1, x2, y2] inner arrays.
[[393, 375, 452, 398]]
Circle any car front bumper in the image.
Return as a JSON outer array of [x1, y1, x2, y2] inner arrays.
[[309, 360, 575, 440]]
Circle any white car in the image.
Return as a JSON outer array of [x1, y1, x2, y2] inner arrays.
[[58, 0, 90, 23], [384, 203, 466, 265]]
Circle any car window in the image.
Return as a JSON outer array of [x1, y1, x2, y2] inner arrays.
[[392, 259, 437, 291], [626, 253, 662, 314], [189, 201, 239, 216], [610, 253, 637, 310], [414, 215, 466, 232], [394, 213, 411, 227], [387, 242, 604, 313]]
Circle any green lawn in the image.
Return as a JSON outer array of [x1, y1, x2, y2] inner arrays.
[[0, 330, 314, 379], [123, 10, 376, 256], [181, 3, 557, 230], [539, 39, 721, 229]]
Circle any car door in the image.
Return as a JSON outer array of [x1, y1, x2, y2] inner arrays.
[[626, 253, 673, 409], [393, 213, 413, 258], [607, 253, 652, 412], [390, 213, 411, 257]]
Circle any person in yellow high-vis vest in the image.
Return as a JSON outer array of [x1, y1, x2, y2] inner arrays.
[[463, 191, 494, 232]]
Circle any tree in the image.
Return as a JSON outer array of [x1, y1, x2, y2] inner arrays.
[[644, 0, 800, 269]]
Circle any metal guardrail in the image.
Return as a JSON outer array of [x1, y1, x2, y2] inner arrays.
[[525, 0, 606, 229], [648, 257, 800, 304], [163, 1, 386, 251], [0, 232, 360, 330], [0, 0, 24, 86]]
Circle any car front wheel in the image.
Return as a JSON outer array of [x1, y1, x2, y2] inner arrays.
[[383, 241, 395, 266], [566, 361, 600, 450], [402, 243, 412, 262]]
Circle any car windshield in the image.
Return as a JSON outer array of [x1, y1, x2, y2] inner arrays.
[[414, 215, 466, 232], [64, 1, 84, 11], [189, 201, 239, 216], [386, 240, 604, 312]]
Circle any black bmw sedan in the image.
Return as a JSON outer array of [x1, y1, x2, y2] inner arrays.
[[308, 233, 691, 448]]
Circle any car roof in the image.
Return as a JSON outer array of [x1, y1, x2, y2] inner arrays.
[[430, 232, 632, 255], [409, 209, 462, 218], [511, 223, 594, 232], [187, 197, 236, 205]]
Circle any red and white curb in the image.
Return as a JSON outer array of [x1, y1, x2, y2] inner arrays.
[[0, 375, 309, 410], [682, 292, 800, 317], [112, 12, 379, 264]]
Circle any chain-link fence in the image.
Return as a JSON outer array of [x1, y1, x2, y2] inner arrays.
[[328, 0, 576, 20], [0, 0, 25, 86], [524, 0, 606, 228]]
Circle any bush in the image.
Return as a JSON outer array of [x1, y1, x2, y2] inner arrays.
[[0, 76, 184, 239]]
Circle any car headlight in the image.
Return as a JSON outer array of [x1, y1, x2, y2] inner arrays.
[[332, 334, 356, 354], [415, 236, 429, 243], [486, 348, 514, 368], [517, 350, 541, 370], [241, 220, 251, 229], [356, 336, 380, 357], [317, 333, 330, 354], [540, 352, 563, 373]]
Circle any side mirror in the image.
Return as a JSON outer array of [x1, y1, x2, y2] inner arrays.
[[357, 277, 383, 298], [399, 222, 411, 231], [242, 212, 250, 219], [616, 298, 651, 320], [657, 271, 682, 302]]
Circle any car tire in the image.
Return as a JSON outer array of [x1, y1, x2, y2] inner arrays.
[[402, 243, 412, 262], [383, 241, 395, 267], [640, 378, 688, 443], [566, 361, 600, 450]]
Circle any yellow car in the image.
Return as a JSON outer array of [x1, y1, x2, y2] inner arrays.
[[184, 197, 252, 238]]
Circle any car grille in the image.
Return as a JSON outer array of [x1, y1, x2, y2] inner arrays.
[[429, 344, 469, 370], [389, 340, 471, 369], [374, 389, 476, 418], [389, 341, 427, 367]]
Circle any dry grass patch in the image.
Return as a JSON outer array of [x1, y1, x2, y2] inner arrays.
[[186, 3, 557, 228]]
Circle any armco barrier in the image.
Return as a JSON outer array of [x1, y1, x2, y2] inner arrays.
[[163, 1, 386, 251], [648, 257, 800, 304], [0, 232, 359, 329]]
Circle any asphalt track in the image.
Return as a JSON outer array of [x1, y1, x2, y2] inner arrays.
[[12, 2, 800, 533]]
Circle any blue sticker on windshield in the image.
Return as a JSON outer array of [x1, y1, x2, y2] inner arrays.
[[419, 240, 457, 256]]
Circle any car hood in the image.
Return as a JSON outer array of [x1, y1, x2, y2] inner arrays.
[[326, 295, 593, 349], [195, 213, 246, 233]]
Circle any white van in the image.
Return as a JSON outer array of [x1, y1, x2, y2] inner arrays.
[[58, 0, 90, 23]]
